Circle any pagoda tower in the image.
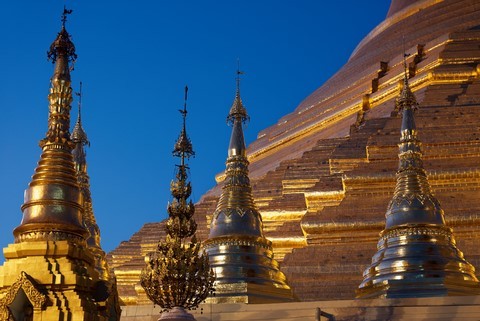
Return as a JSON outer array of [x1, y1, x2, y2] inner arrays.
[[356, 58, 480, 298], [71, 83, 121, 318], [0, 9, 119, 320], [203, 72, 294, 303]]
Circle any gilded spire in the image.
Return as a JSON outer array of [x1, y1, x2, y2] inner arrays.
[[173, 86, 195, 161], [47, 7, 77, 83], [385, 54, 444, 228], [209, 69, 262, 238], [357, 54, 480, 298], [227, 67, 249, 125], [141, 87, 214, 313], [71, 83, 110, 281], [204, 71, 294, 303], [13, 8, 88, 243]]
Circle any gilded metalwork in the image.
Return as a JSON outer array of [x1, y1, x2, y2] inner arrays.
[[13, 9, 87, 243], [0, 11, 121, 321], [204, 72, 294, 303], [71, 82, 111, 281], [173, 86, 195, 159], [141, 87, 215, 313], [357, 59, 480, 298], [0, 272, 47, 312]]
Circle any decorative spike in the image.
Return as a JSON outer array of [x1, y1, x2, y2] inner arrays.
[[203, 70, 294, 303], [13, 9, 88, 243], [227, 63, 249, 124], [72, 82, 89, 151], [47, 7, 77, 80], [141, 88, 215, 313], [357, 54, 480, 298], [61, 6, 73, 28], [173, 86, 195, 161]]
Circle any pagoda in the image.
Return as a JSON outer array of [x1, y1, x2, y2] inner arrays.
[[356, 57, 480, 298], [203, 72, 294, 303], [71, 83, 121, 317], [0, 9, 119, 320], [109, 0, 480, 303]]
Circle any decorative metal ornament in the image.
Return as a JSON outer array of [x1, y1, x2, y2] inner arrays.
[[141, 88, 215, 313]]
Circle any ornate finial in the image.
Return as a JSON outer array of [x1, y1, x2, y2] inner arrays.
[[72, 82, 89, 147], [173, 86, 195, 161], [140, 95, 215, 313], [47, 7, 77, 65], [61, 6, 73, 28], [395, 48, 418, 113], [227, 63, 249, 125], [236, 59, 244, 95]]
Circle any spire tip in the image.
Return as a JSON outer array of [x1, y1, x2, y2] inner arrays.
[[61, 6, 73, 28]]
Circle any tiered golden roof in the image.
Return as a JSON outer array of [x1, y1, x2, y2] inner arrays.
[[140, 87, 214, 319], [356, 59, 480, 298], [203, 72, 294, 303]]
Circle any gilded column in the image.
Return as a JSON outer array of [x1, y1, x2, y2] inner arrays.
[[203, 72, 294, 303], [356, 58, 480, 298]]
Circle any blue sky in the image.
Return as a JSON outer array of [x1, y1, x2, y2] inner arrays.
[[0, 1, 390, 255]]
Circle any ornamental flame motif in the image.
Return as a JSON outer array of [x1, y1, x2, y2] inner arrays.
[[140, 87, 215, 311]]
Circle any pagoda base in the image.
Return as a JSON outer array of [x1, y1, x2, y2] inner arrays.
[[206, 281, 295, 304], [0, 240, 114, 320], [357, 277, 480, 299]]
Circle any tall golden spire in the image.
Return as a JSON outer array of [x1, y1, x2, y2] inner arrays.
[[71, 82, 110, 281], [0, 9, 120, 320], [357, 54, 480, 298], [141, 87, 214, 318], [13, 7, 88, 243], [204, 70, 294, 303]]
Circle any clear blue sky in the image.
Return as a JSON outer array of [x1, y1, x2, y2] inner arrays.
[[0, 1, 390, 255]]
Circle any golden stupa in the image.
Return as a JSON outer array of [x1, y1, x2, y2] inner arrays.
[[356, 60, 480, 298], [0, 9, 120, 320], [203, 73, 294, 304], [109, 0, 480, 306], [71, 83, 121, 316]]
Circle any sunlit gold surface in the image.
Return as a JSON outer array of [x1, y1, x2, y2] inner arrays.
[[13, 24, 87, 244], [356, 69, 480, 298], [109, 0, 480, 304], [0, 14, 121, 320], [71, 96, 121, 316], [204, 80, 294, 303]]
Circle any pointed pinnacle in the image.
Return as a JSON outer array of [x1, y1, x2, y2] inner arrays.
[[173, 86, 195, 160]]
